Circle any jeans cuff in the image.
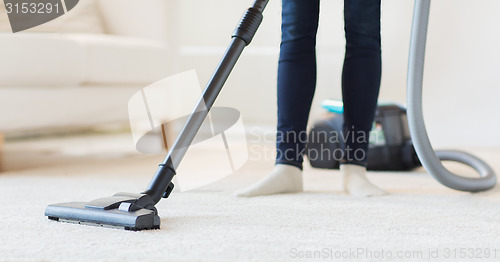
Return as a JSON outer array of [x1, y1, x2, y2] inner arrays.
[[340, 159, 367, 168]]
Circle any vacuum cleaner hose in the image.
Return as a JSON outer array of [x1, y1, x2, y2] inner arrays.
[[407, 0, 497, 191]]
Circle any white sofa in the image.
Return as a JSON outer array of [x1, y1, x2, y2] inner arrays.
[[0, 0, 171, 135]]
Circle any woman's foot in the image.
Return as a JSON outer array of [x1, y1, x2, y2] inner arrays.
[[341, 164, 387, 197], [234, 164, 303, 197]]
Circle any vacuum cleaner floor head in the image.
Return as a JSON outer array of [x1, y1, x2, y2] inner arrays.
[[45, 193, 161, 231]]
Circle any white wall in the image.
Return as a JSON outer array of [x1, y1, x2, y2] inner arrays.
[[166, 0, 500, 147]]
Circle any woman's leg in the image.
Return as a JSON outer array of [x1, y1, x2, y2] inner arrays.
[[276, 0, 320, 169], [341, 0, 386, 196], [235, 0, 319, 197]]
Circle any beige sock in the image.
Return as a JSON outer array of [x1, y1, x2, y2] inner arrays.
[[234, 164, 303, 197], [341, 164, 387, 197]]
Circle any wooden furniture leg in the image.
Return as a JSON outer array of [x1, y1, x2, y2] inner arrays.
[[0, 133, 4, 172]]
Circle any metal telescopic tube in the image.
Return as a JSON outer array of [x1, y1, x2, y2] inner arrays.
[[165, 38, 247, 170], [144, 0, 269, 203], [144, 39, 247, 203]]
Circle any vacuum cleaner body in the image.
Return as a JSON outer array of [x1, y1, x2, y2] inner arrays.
[[307, 103, 421, 171]]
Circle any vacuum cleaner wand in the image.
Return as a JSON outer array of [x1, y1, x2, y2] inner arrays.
[[45, 0, 269, 230], [144, 0, 268, 204]]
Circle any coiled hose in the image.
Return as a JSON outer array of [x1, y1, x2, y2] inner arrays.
[[407, 0, 497, 191]]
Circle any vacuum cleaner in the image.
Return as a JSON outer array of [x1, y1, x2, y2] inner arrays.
[[307, 101, 421, 171], [45, 0, 269, 231], [307, 0, 496, 190], [45, 0, 496, 231]]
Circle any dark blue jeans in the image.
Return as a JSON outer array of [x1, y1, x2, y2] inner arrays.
[[276, 0, 382, 169]]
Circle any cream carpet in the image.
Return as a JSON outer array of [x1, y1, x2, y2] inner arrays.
[[1, 133, 500, 262]]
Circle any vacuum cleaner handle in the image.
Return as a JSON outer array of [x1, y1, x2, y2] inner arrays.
[[143, 0, 270, 203]]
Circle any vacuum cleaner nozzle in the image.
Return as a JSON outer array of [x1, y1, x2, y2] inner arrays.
[[45, 192, 160, 231]]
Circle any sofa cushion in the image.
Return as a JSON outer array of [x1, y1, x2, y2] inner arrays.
[[0, 33, 169, 86], [0, 33, 85, 86], [0, 86, 140, 132], [66, 34, 170, 85], [97, 0, 168, 41]]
